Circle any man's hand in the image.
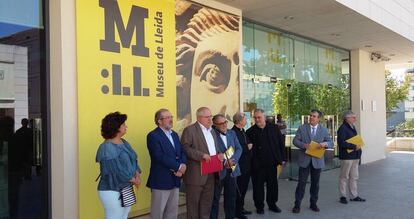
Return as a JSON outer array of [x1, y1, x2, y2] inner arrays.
[[319, 142, 328, 149], [202, 154, 211, 162], [217, 153, 224, 161], [247, 143, 253, 150], [178, 164, 187, 174], [174, 171, 183, 177], [225, 159, 235, 169], [304, 144, 310, 149], [317, 143, 323, 149]]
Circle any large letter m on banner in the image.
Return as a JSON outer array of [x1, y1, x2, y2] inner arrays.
[[99, 0, 149, 57]]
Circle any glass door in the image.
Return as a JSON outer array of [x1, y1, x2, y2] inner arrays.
[[0, 0, 48, 218]]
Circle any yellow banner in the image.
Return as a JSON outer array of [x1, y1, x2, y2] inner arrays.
[[76, 0, 175, 218]]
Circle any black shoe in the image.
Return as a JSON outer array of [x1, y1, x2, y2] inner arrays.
[[235, 214, 248, 219], [256, 209, 264, 214], [350, 196, 366, 202], [269, 205, 282, 213], [310, 204, 320, 212], [241, 209, 252, 215], [292, 206, 300, 213], [340, 196, 348, 204]]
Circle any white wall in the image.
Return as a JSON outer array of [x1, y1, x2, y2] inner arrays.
[[0, 44, 28, 131], [351, 49, 386, 164], [49, 0, 78, 218], [336, 0, 414, 43]]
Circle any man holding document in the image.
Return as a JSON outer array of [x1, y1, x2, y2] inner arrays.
[[337, 111, 365, 204], [181, 107, 224, 219], [210, 114, 242, 219], [292, 109, 333, 213]]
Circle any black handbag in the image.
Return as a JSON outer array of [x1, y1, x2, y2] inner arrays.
[[119, 185, 136, 207]]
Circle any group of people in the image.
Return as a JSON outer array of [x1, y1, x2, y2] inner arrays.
[[95, 108, 365, 219]]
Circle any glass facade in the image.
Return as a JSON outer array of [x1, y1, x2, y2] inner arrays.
[[0, 0, 48, 218], [242, 21, 351, 178]]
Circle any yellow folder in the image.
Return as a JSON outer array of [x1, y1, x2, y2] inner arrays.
[[277, 165, 283, 179], [225, 146, 236, 171], [305, 141, 326, 158], [345, 135, 364, 153]]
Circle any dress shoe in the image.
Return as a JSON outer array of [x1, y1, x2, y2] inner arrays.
[[340, 196, 348, 204], [256, 209, 264, 214], [242, 209, 252, 215], [292, 206, 300, 213], [269, 205, 282, 213], [310, 204, 320, 212], [235, 214, 248, 219], [350, 196, 366, 202]]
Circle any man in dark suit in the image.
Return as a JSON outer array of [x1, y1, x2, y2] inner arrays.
[[246, 109, 285, 214], [147, 108, 187, 219], [337, 110, 365, 204], [210, 114, 242, 219], [292, 109, 333, 213], [181, 107, 224, 219], [232, 112, 252, 219]]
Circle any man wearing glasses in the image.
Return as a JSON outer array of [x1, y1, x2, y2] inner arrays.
[[181, 107, 223, 219], [246, 109, 286, 215], [147, 108, 187, 219], [210, 114, 242, 219], [292, 109, 333, 213]]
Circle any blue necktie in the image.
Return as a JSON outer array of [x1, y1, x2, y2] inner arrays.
[[311, 127, 316, 139]]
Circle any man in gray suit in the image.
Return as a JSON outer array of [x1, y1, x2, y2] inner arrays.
[[181, 107, 224, 219], [292, 109, 333, 213]]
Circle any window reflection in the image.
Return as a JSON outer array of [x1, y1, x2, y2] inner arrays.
[[0, 1, 46, 218], [242, 21, 350, 180]]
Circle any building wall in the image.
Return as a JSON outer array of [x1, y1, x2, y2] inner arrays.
[[351, 49, 386, 164], [405, 75, 414, 119], [0, 44, 28, 130], [336, 0, 414, 42], [49, 0, 78, 218]]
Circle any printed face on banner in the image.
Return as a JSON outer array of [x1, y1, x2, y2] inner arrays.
[[175, 1, 241, 133]]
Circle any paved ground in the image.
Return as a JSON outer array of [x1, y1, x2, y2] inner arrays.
[[176, 151, 414, 219]]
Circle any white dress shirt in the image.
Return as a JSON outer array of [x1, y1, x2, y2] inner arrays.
[[198, 122, 217, 156], [220, 133, 228, 149]]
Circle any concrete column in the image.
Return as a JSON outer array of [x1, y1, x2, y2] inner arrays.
[[350, 49, 386, 164], [50, 0, 78, 218]]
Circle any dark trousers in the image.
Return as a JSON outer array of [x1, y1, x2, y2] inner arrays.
[[251, 166, 278, 210], [294, 162, 321, 206], [235, 171, 250, 216], [210, 172, 237, 219], [186, 174, 215, 219]]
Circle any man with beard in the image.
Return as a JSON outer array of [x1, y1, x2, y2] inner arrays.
[[147, 109, 187, 219]]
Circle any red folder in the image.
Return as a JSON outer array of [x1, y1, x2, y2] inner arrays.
[[201, 155, 223, 175]]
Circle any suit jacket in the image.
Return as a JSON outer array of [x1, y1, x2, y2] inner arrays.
[[293, 123, 333, 169], [181, 122, 220, 186], [337, 122, 362, 160], [146, 127, 187, 190], [213, 129, 242, 179], [231, 126, 252, 174], [246, 123, 286, 170]]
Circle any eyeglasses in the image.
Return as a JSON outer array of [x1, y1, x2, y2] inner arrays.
[[160, 116, 173, 120], [214, 120, 228, 125]]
